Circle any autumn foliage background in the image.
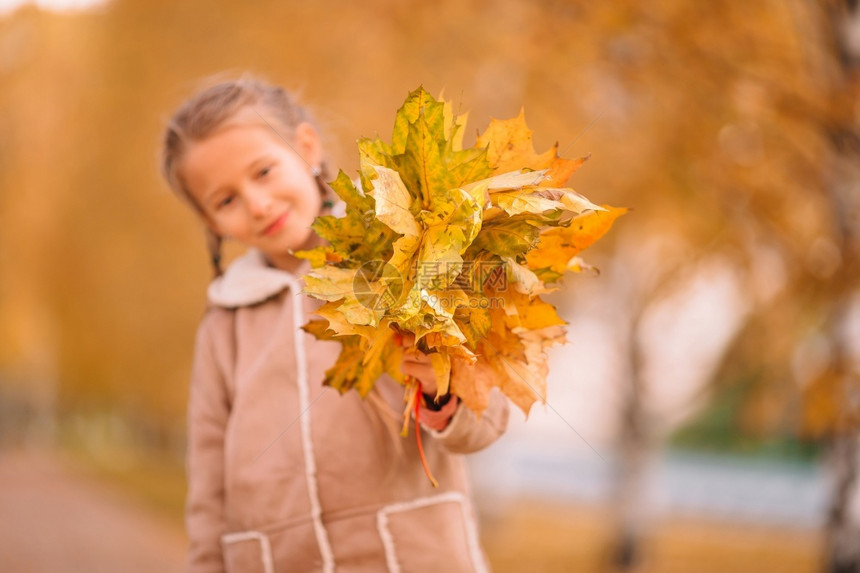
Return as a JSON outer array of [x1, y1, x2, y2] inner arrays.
[[1, 0, 858, 571]]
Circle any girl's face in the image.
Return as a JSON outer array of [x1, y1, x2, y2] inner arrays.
[[181, 117, 324, 272]]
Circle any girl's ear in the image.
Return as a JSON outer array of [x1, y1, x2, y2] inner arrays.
[[294, 122, 323, 170]]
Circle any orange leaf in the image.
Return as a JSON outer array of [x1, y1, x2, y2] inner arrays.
[[526, 205, 628, 276], [476, 109, 556, 173]]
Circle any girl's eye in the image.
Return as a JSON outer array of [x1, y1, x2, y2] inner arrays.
[[257, 165, 272, 178], [217, 195, 235, 209]]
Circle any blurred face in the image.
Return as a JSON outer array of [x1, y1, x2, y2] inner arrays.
[[181, 117, 324, 272]]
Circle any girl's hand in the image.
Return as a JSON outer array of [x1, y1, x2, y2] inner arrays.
[[399, 333, 439, 395], [416, 394, 459, 431], [398, 333, 459, 431]]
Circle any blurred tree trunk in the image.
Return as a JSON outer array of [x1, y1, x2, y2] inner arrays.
[[819, 150, 859, 571], [611, 308, 650, 572], [827, 432, 860, 572], [802, 1, 860, 570]]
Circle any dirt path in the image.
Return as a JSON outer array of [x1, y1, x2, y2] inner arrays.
[[0, 446, 824, 572], [0, 447, 186, 573], [481, 498, 824, 573]]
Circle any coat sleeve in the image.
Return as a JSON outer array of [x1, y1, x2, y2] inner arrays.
[[185, 311, 232, 572]]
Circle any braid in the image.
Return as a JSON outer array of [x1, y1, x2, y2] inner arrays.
[[204, 227, 224, 278], [315, 161, 336, 213]]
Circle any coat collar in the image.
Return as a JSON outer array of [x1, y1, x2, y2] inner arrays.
[[207, 247, 308, 308]]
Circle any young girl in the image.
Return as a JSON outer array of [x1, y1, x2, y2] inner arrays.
[[160, 75, 510, 573]]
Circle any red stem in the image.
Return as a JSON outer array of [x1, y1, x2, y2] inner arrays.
[[414, 380, 439, 488]]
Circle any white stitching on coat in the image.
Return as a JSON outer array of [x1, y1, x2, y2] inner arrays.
[[376, 492, 488, 573], [221, 531, 275, 573], [288, 279, 336, 573]]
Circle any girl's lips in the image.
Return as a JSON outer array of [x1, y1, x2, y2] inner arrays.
[[262, 211, 289, 236]]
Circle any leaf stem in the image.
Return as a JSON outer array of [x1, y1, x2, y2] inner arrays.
[[413, 379, 439, 488]]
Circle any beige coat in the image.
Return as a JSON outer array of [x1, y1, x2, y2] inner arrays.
[[186, 247, 510, 572]]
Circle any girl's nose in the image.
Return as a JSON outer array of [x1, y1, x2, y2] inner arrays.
[[246, 186, 272, 216]]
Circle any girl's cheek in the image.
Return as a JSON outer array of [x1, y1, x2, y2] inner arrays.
[[214, 213, 239, 237]]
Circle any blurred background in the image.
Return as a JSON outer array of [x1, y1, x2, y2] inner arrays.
[[1, 0, 859, 571]]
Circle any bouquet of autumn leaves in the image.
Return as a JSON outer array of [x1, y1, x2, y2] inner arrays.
[[297, 88, 624, 472]]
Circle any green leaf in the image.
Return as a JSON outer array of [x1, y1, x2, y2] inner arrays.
[[400, 115, 452, 207], [468, 217, 542, 259], [329, 169, 374, 213], [391, 86, 446, 154]]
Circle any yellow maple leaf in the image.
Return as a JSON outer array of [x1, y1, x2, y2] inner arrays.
[[476, 109, 557, 173], [449, 351, 496, 415], [314, 300, 377, 341], [367, 164, 421, 237]]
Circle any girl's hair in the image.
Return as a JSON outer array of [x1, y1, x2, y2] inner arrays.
[[160, 73, 405, 459], [160, 73, 336, 278]]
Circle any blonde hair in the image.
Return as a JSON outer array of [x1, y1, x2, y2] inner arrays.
[[160, 73, 405, 456], [159, 72, 335, 278]]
